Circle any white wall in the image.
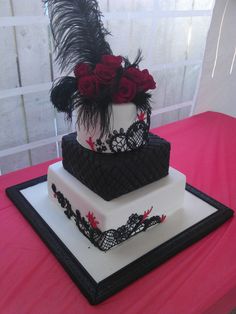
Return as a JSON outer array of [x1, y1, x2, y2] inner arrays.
[[194, 0, 236, 117]]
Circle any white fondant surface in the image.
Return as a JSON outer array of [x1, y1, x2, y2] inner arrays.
[[47, 162, 186, 231], [76, 102, 147, 152], [21, 183, 217, 282]]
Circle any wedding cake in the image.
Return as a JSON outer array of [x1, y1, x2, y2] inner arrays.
[[45, 0, 186, 251]]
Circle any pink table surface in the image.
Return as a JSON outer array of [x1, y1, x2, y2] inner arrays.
[[0, 111, 236, 314]]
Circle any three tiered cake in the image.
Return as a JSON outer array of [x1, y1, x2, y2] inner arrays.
[[45, 0, 186, 251]]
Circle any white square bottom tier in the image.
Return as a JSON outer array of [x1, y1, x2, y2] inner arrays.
[[20, 180, 218, 282], [47, 162, 186, 231]]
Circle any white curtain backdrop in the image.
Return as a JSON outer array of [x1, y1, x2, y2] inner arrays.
[[194, 0, 236, 117]]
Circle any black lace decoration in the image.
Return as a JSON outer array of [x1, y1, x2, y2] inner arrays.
[[52, 184, 166, 251], [84, 111, 151, 153], [105, 115, 150, 153], [126, 121, 149, 150], [106, 128, 128, 153], [95, 139, 107, 152]]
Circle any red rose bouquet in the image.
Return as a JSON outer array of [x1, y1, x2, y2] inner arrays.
[[46, 0, 156, 135], [74, 54, 156, 104]]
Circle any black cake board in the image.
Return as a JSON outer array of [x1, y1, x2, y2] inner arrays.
[[6, 176, 234, 305]]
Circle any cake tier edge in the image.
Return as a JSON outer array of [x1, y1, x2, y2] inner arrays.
[[47, 162, 186, 250]]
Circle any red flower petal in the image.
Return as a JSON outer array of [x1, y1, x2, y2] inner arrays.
[[86, 211, 99, 229], [86, 137, 95, 151], [137, 112, 146, 121], [160, 214, 166, 223], [141, 206, 153, 222]]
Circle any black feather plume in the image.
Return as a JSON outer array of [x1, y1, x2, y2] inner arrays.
[[76, 98, 112, 137], [123, 49, 143, 68], [43, 0, 154, 137], [44, 0, 112, 72], [133, 92, 152, 116], [50, 77, 78, 119]]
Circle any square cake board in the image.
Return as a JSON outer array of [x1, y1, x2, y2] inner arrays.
[[6, 176, 234, 305]]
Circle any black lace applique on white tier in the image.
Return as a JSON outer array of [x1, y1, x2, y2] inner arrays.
[[85, 111, 150, 153], [106, 120, 149, 153], [51, 183, 166, 252]]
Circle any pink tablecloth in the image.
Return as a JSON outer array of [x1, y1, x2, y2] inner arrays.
[[0, 111, 236, 314]]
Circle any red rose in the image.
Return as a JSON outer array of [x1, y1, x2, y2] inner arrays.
[[139, 69, 156, 92], [95, 63, 116, 84], [101, 55, 122, 69], [74, 63, 91, 77], [124, 67, 143, 84], [113, 77, 136, 104], [78, 75, 99, 97]]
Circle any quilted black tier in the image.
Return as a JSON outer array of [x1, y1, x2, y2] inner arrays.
[[62, 132, 170, 201]]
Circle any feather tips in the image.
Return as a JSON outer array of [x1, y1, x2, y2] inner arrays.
[[44, 0, 112, 72], [50, 77, 78, 119], [123, 49, 143, 68]]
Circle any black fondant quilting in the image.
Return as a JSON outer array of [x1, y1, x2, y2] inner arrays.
[[62, 132, 170, 201]]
